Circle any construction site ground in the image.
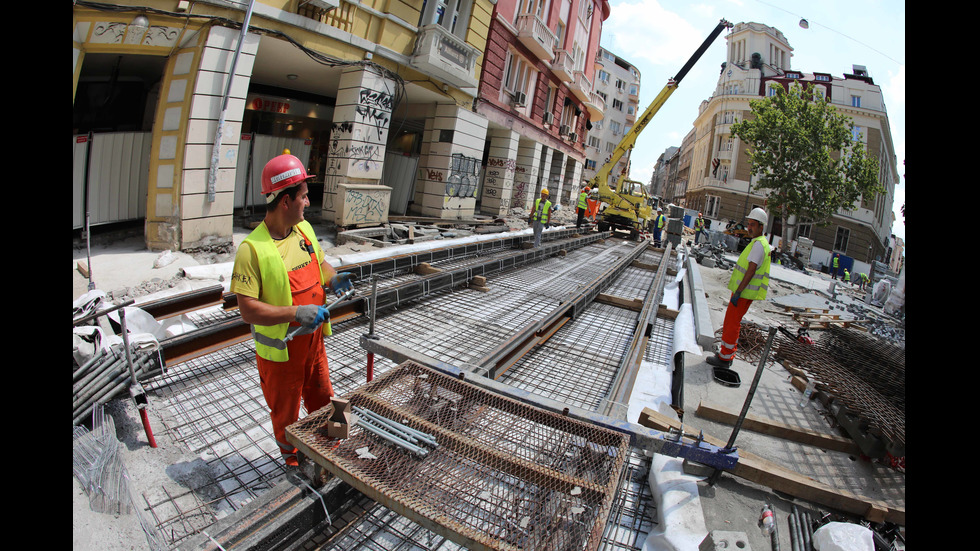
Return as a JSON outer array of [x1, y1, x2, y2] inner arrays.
[[73, 208, 905, 551]]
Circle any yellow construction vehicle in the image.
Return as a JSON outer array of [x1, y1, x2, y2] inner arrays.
[[589, 19, 732, 239]]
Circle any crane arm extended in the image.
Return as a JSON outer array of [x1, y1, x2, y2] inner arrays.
[[589, 19, 732, 197]]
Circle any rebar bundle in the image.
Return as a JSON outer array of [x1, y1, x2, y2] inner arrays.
[[766, 325, 906, 455], [72, 346, 164, 426]]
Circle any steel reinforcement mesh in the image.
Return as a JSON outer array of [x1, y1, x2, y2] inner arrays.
[[288, 361, 631, 551], [743, 324, 906, 453]]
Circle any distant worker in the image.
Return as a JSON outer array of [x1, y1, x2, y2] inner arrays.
[[653, 207, 667, 247], [843, 268, 851, 284], [529, 188, 553, 248], [230, 152, 354, 469], [694, 212, 706, 245], [857, 272, 869, 291], [576, 186, 590, 230], [707, 207, 771, 369], [831, 253, 840, 280]]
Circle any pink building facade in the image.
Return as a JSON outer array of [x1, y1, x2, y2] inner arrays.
[[476, 0, 610, 214]]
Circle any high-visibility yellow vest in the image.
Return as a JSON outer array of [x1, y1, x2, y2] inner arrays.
[[532, 198, 552, 224], [728, 235, 771, 300], [657, 214, 666, 229], [695, 217, 704, 230], [242, 220, 330, 362], [578, 192, 588, 210]]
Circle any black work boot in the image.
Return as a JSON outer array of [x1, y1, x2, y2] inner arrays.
[[705, 354, 732, 368]]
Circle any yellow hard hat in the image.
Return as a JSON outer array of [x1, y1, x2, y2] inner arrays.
[[541, 188, 550, 195]]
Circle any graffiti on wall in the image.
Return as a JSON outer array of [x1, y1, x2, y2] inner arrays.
[[343, 188, 389, 225], [445, 153, 480, 198], [356, 89, 393, 140]]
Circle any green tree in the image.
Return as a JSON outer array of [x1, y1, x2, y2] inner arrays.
[[731, 82, 882, 250]]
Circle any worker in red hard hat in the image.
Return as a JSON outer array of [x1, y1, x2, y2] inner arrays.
[[230, 151, 353, 470]]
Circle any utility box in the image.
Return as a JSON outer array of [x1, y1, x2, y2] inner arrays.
[[326, 398, 352, 439]]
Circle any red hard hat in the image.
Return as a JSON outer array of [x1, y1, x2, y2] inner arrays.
[[261, 153, 314, 197]]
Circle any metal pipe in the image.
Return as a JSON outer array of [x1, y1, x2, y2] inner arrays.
[[788, 512, 799, 551], [708, 325, 777, 486], [207, 0, 256, 203]]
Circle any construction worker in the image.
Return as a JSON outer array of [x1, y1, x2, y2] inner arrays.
[[707, 207, 771, 369], [694, 212, 706, 245], [831, 253, 840, 279], [653, 207, 667, 247], [576, 186, 590, 230], [529, 188, 553, 247], [843, 268, 851, 284], [858, 272, 869, 291], [230, 152, 353, 469]]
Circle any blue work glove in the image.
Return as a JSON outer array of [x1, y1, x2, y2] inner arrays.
[[729, 291, 741, 307], [295, 304, 325, 327], [330, 272, 354, 296]]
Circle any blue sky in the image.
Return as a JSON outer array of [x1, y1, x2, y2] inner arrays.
[[598, 0, 906, 241]]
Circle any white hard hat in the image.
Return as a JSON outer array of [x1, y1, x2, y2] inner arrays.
[[747, 207, 768, 225]]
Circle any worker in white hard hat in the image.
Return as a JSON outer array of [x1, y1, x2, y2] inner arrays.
[[529, 188, 554, 247], [230, 151, 353, 470], [707, 207, 771, 369]]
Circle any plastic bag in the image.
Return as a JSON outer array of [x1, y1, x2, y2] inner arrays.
[[812, 522, 874, 551]]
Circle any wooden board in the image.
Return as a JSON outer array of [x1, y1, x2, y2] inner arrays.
[[694, 401, 861, 455], [638, 407, 904, 525]]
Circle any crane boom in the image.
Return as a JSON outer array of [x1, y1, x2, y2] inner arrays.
[[588, 19, 732, 238]]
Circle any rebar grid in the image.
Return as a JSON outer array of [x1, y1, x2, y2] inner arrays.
[[318, 494, 463, 551], [289, 362, 631, 551], [142, 342, 286, 546], [500, 304, 638, 411], [601, 266, 656, 302], [598, 449, 655, 551], [753, 325, 906, 450]]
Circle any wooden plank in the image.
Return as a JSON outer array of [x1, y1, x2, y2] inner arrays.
[[596, 293, 643, 311], [637, 407, 904, 525], [695, 401, 861, 455]]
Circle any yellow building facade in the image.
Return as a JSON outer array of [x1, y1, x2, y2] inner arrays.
[[73, 0, 494, 250]]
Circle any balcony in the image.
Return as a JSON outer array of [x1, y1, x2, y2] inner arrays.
[[569, 70, 593, 103], [552, 49, 575, 82], [585, 91, 604, 121], [516, 14, 556, 61], [411, 25, 482, 89]]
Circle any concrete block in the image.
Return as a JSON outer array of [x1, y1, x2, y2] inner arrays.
[[699, 531, 751, 551]]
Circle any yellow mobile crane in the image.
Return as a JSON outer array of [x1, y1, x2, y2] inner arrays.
[[590, 19, 733, 239]]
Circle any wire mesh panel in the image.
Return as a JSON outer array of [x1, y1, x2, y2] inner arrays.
[[288, 361, 631, 551]]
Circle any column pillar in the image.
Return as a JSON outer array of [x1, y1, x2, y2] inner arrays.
[[513, 139, 542, 211], [416, 104, 489, 218], [322, 66, 396, 226], [480, 128, 520, 216]]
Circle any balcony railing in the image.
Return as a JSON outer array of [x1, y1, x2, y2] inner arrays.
[[411, 24, 481, 89], [516, 13, 556, 61], [569, 70, 593, 102], [552, 49, 575, 82], [585, 91, 604, 121]]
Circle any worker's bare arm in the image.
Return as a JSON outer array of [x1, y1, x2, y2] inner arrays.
[[238, 295, 298, 326]]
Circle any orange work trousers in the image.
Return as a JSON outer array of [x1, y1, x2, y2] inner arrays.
[[718, 295, 753, 362]]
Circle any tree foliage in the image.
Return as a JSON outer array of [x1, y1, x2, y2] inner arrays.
[[731, 82, 883, 244]]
